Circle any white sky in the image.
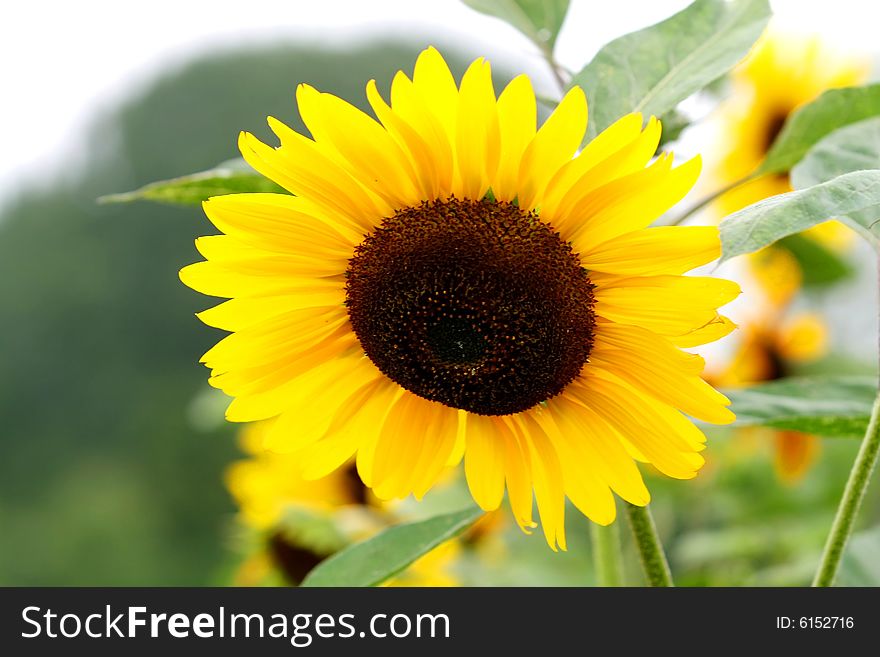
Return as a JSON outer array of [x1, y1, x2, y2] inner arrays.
[[1, 0, 878, 205]]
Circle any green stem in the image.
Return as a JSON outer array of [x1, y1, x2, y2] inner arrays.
[[625, 503, 673, 587], [539, 43, 568, 96], [590, 520, 624, 586], [667, 173, 757, 226], [812, 251, 880, 586]]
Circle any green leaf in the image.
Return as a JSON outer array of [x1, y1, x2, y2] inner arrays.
[[791, 116, 880, 243], [837, 526, 880, 586], [571, 0, 770, 140], [98, 158, 285, 206], [276, 506, 349, 557], [718, 169, 880, 263], [461, 0, 570, 52], [724, 376, 876, 438], [776, 233, 852, 287], [300, 506, 484, 587], [759, 84, 880, 175]]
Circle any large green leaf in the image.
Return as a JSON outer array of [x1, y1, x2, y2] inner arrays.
[[99, 158, 285, 206], [759, 84, 880, 175], [300, 506, 484, 587], [461, 0, 570, 52], [791, 116, 880, 243], [571, 0, 770, 140], [724, 376, 876, 438], [719, 169, 880, 262]]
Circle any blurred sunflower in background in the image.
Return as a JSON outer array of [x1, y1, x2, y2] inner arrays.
[[714, 30, 867, 219], [710, 307, 828, 483], [708, 30, 868, 483], [226, 422, 461, 586], [182, 47, 739, 551]]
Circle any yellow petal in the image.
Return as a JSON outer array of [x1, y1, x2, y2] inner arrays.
[[390, 70, 455, 197], [196, 292, 344, 332], [463, 413, 508, 511], [194, 235, 347, 279], [543, 116, 660, 222], [547, 396, 651, 506], [493, 75, 536, 202], [569, 373, 705, 478], [531, 403, 616, 525], [411, 47, 459, 147], [591, 323, 734, 424], [410, 404, 460, 500], [368, 392, 432, 498], [513, 412, 567, 550], [455, 58, 500, 199], [366, 78, 439, 200], [594, 275, 740, 337], [293, 85, 422, 209], [581, 226, 721, 276], [201, 305, 347, 370], [372, 395, 458, 500], [202, 193, 359, 253], [593, 320, 706, 373], [262, 355, 386, 454], [671, 315, 737, 348], [238, 130, 388, 233], [499, 416, 535, 533], [218, 333, 359, 422], [542, 113, 644, 219], [565, 154, 701, 253], [180, 258, 342, 299], [518, 86, 587, 210]]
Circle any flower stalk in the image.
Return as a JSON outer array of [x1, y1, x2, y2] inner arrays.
[[625, 503, 673, 587], [668, 172, 757, 226], [812, 252, 880, 587], [590, 519, 624, 587]]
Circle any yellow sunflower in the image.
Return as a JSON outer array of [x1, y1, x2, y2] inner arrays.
[[711, 310, 828, 483], [181, 47, 738, 550], [714, 31, 867, 237], [228, 422, 459, 586], [226, 420, 379, 530]]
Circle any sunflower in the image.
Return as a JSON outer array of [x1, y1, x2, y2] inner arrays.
[[713, 31, 866, 238], [710, 308, 828, 483], [227, 422, 459, 586], [226, 420, 380, 530], [181, 47, 738, 550]]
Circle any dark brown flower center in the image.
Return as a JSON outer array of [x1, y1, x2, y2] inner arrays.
[[267, 533, 329, 586], [345, 198, 595, 416], [762, 110, 789, 152]]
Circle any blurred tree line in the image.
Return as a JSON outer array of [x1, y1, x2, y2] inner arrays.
[[0, 40, 485, 585]]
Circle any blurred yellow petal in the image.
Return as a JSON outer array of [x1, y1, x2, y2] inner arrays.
[[774, 431, 821, 484], [776, 313, 828, 362]]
